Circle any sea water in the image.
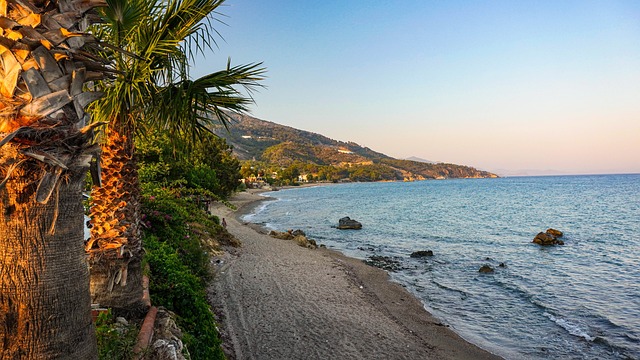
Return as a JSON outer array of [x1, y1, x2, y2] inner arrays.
[[243, 174, 640, 360]]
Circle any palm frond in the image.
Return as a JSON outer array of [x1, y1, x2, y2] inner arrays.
[[89, 0, 265, 148], [146, 61, 266, 151]]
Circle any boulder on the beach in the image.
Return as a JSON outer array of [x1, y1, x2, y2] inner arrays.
[[410, 250, 434, 258], [292, 229, 306, 237], [479, 265, 494, 273], [293, 235, 317, 249], [546, 228, 563, 238], [532, 231, 564, 246], [337, 217, 362, 230], [269, 230, 294, 240]]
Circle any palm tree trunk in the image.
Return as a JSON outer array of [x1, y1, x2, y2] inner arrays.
[[0, 146, 97, 359], [88, 128, 145, 313]]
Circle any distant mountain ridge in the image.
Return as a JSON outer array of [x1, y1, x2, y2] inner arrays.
[[214, 113, 498, 180], [404, 156, 438, 164]]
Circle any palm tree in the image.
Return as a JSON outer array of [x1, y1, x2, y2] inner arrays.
[[86, 0, 264, 310], [0, 1, 107, 358]]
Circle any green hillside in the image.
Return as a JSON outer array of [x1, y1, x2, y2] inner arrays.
[[213, 113, 498, 183]]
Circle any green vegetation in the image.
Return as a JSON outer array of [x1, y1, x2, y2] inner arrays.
[[96, 310, 139, 360], [140, 185, 227, 359], [135, 130, 241, 358], [138, 130, 241, 199]]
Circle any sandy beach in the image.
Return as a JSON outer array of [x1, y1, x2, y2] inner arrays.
[[208, 189, 502, 360]]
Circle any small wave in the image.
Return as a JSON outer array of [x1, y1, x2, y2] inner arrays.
[[241, 201, 272, 221], [544, 312, 595, 342], [432, 279, 469, 298]]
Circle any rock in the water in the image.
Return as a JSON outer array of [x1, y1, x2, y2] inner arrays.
[[533, 231, 564, 246], [337, 217, 362, 230], [364, 255, 402, 271], [410, 250, 434, 258], [546, 228, 563, 238], [479, 265, 494, 273]]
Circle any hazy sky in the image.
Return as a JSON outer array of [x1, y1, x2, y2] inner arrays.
[[192, 0, 640, 175]]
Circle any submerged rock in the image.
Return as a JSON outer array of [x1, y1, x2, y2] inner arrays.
[[479, 265, 494, 273], [337, 217, 363, 230], [410, 250, 434, 258], [364, 255, 402, 271]]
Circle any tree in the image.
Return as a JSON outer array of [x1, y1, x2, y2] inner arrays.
[[86, 0, 264, 310], [0, 1, 107, 358], [137, 129, 241, 198]]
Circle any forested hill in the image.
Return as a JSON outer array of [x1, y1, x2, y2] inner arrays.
[[213, 113, 498, 181]]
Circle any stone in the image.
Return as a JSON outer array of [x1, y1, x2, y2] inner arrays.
[[151, 308, 188, 360], [269, 230, 294, 240], [292, 229, 306, 237], [533, 231, 564, 246], [364, 255, 402, 271], [410, 250, 434, 258], [115, 317, 128, 326], [294, 235, 317, 249], [546, 228, 563, 238], [479, 265, 494, 273], [337, 217, 362, 230]]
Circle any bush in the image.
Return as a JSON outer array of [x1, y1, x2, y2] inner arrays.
[[142, 190, 226, 359], [95, 310, 138, 360]]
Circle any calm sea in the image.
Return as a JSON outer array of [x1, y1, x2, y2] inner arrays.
[[243, 174, 640, 360]]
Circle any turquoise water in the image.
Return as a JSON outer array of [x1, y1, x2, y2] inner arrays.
[[244, 174, 640, 360]]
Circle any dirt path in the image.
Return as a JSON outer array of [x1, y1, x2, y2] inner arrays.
[[208, 190, 502, 360]]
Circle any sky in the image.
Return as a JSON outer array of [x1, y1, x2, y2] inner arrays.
[[192, 0, 640, 176]]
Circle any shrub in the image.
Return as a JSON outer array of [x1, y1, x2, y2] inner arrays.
[[95, 310, 138, 360], [142, 190, 226, 359]]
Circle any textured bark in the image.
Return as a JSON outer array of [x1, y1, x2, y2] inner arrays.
[[0, 147, 97, 359], [0, 1, 107, 357], [88, 128, 146, 313]]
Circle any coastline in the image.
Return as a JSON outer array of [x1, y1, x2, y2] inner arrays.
[[208, 189, 503, 360]]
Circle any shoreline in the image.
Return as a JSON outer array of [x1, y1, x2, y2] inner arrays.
[[208, 189, 503, 360]]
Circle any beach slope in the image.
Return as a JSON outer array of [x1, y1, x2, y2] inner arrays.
[[208, 190, 502, 360]]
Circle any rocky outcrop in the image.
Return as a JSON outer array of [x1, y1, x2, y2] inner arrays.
[[410, 250, 434, 258], [269, 230, 294, 240], [292, 229, 306, 237], [546, 228, 563, 237], [294, 235, 318, 249], [151, 308, 189, 360], [337, 217, 362, 230], [532, 228, 565, 246], [270, 229, 317, 249]]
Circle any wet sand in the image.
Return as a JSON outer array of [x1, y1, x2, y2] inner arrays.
[[208, 189, 502, 360]]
